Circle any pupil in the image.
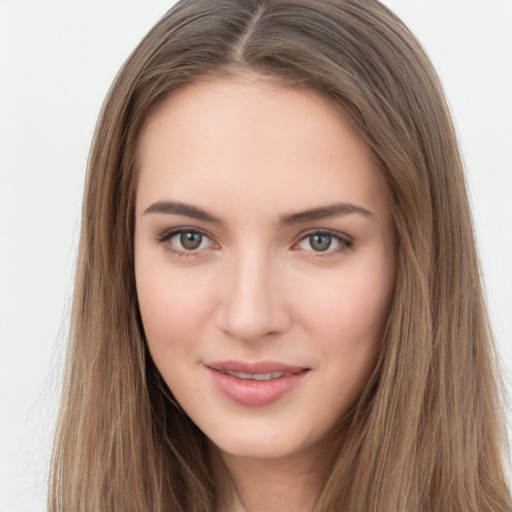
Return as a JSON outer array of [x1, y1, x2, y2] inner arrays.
[[310, 234, 331, 251], [180, 232, 202, 250]]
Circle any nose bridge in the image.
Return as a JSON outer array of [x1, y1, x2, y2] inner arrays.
[[218, 245, 288, 343]]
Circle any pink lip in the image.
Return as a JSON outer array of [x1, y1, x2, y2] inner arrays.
[[207, 360, 306, 374], [206, 360, 309, 407]]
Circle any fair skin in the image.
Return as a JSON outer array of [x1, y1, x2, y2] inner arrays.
[[134, 75, 396, 512]]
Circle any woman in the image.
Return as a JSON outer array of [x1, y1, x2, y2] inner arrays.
[[48, 0, 511, 510]]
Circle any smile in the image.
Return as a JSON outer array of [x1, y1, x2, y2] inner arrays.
[[218, 370, 294, 381], [206, 361, 309, 407]]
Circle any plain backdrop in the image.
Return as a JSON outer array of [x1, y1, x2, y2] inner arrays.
[[1, 1, 511, 510]]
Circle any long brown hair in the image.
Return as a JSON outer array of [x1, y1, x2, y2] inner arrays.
[[48, 1, 511, 510]]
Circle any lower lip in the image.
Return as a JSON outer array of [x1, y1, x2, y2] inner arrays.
[[207, 368, 309, 407]]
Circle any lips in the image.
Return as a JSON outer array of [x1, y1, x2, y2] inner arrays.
[[218, 369, 293, 381], [206, 360, 309, 407]]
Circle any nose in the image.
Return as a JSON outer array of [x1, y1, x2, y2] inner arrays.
[[216, 249, 291, 343]]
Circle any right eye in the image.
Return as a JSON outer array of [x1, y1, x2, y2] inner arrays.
[[158, 228, 216, 256]]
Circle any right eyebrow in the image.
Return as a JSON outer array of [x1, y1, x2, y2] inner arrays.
[[143, 200, 224, 224]]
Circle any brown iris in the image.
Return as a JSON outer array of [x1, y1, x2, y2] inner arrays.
[[309, 234, 331, 252], [180, 231, 202, 250]]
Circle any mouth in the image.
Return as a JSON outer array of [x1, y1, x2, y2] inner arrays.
[[205, 360, 310, 407], [216, 369, 296, 381]]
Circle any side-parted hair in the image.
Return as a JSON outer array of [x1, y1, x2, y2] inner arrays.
[[48, 1, 511, 510]]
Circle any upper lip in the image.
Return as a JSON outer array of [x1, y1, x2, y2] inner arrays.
[[206, 360, 308, 374]]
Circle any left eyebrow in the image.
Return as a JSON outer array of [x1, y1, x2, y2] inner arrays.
[[279, 203, 374, 226]]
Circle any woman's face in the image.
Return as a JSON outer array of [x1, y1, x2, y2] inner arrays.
[[134, 77, 395, 462]]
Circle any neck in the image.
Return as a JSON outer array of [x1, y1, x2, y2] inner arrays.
[[214, 442, 334, 512]]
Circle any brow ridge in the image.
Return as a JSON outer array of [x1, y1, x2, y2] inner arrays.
[[143, 200, 223, 224], [279, 203, 374, 226], [143, 200, 374, 226]]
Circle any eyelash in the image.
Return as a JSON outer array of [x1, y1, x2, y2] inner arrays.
[[156, 227, 353, 257], [294, 229, 353, 256], [156, 227, 216, 258]]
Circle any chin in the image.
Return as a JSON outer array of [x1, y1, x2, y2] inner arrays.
[[205, 421, 326, 462], [216, 438, 299, 460]]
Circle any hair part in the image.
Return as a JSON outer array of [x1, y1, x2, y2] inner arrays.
[[49, 1, 511, 511]]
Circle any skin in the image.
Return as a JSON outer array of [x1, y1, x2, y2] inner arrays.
[[134, 75, 396, 512]]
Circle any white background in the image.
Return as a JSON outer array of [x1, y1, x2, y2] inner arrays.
[[1, 1, 511, 510]]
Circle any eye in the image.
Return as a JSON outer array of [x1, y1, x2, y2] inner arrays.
[[176, 231, 205, 250], [296, 231, 351, 254], [157, 228, 216, 255]]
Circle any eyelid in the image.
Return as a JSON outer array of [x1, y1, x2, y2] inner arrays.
[[155, 226, 352, 256], [292, 228, 353, 254], [156, 226, 219, 255]]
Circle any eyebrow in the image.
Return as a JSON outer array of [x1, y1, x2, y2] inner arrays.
[[278, 203, 374, 226], [143, 200, 224, 224], [143, 200, 374, 225]]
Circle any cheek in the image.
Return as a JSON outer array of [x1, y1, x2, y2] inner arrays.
[[294, 259, 394, 355], [135, 261, 217, 357], [298, 263, 393, 411]]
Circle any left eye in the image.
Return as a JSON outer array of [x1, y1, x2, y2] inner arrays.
[[297, 232, 349, 253]]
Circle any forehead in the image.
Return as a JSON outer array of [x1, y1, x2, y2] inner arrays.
[[135, 77, 388, 220]]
